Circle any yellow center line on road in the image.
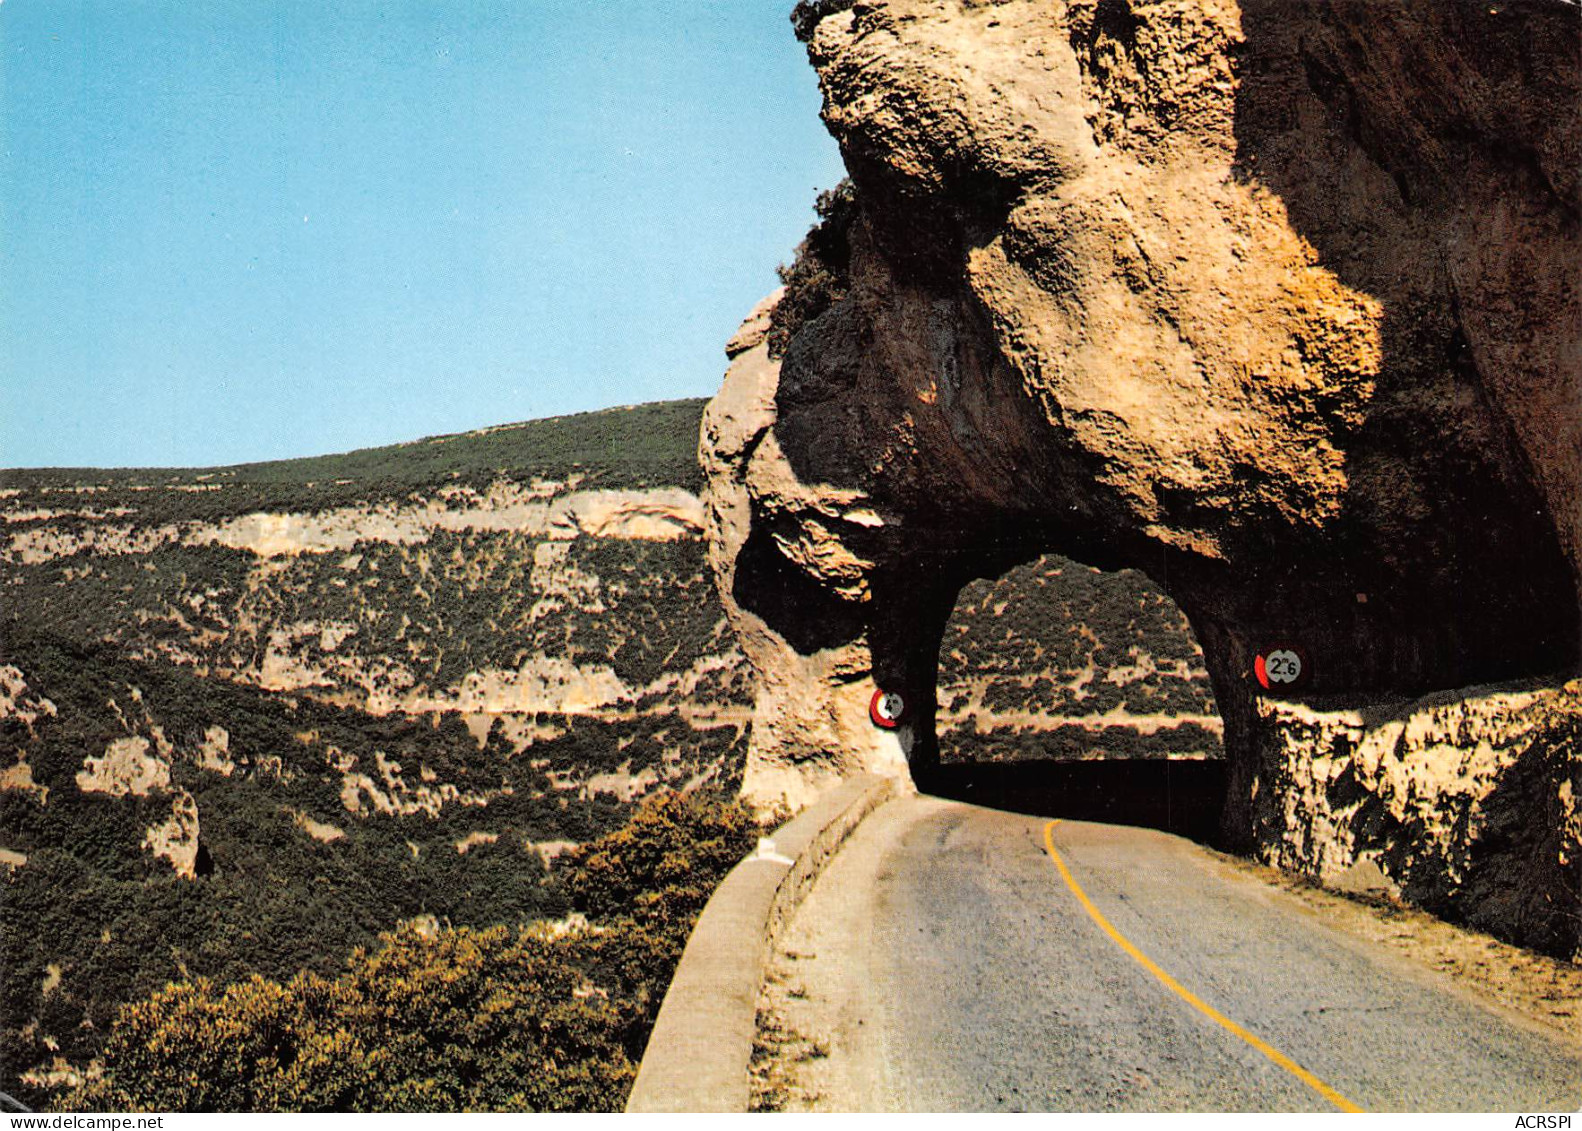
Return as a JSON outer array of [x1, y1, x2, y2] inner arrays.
[[1041, 819, 1365, 1114]]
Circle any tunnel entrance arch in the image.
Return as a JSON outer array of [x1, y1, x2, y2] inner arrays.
[[922, 553, 1228, 840]]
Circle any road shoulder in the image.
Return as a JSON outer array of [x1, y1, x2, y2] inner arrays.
[[1201, 848, 1582, 1044]]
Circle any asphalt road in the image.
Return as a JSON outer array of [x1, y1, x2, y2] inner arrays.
[[764, 794, 1582, 1112]]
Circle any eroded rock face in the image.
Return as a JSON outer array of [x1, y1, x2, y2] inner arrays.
[[703, 303, 918, 806], [1252, 677, 1582, 957], [705, 0, 1580, 952]]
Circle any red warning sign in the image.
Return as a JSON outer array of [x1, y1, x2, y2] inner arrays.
[[1254, 647, 1305, 690], [869, 688, 907, 729]]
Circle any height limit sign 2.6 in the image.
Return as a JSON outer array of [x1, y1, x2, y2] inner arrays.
[[1254, 646, 1306, 692]]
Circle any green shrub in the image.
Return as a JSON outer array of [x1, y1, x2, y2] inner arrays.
[[562, 788, 758, 928], [66, 927, 638, 1113]]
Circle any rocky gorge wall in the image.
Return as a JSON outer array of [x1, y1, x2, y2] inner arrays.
[[704, 0, 1581, 954]]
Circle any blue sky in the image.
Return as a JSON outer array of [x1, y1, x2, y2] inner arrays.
[[0, 1, 846, 468]]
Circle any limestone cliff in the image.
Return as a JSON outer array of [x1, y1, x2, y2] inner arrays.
[[706, 0, 1581, 954]]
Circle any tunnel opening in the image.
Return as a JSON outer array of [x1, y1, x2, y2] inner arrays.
[[916, 553, 1229, 842]]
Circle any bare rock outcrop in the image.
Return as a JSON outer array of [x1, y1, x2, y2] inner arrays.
[[704, 0, 1581, 952]]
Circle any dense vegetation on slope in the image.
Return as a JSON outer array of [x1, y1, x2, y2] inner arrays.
[[0, 622, 747, 1108], [62, 791, 758, 1113], [6, 525, 735, 703]]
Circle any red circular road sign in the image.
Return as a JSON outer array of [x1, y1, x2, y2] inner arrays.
[[1254, 646, 1306, 691], [869, 688, 907, 729]]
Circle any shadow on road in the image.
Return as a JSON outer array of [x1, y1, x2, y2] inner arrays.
[[915, 758, 1228, 843]]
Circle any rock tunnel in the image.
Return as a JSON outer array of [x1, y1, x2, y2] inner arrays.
[[701, 0, 1581, 956]]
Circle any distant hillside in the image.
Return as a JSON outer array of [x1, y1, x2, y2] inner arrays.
[[2, 401, 744, 722], [4, 398, 709, 508], [939, 558, 1221, 761], [0, 397, 1216, 1105]]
